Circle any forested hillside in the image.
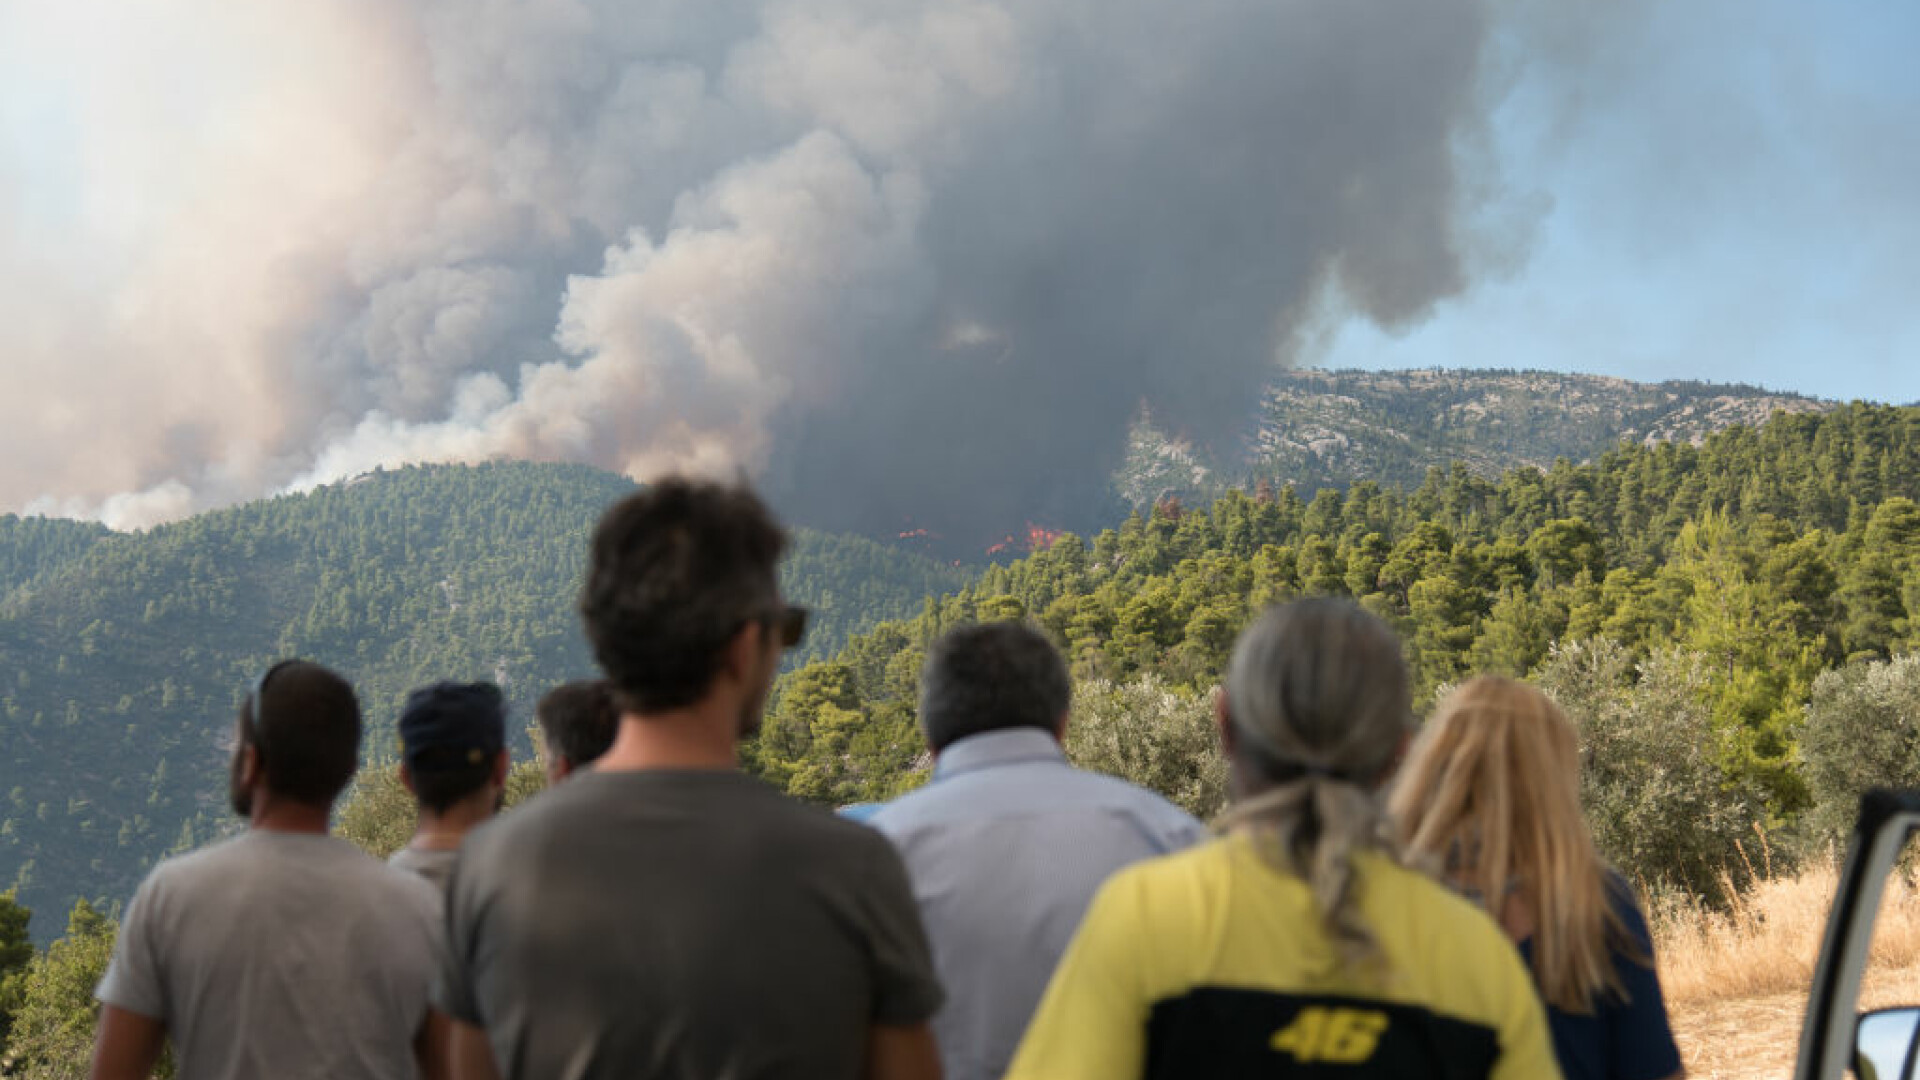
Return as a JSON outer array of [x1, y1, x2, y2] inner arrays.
[[0, 462, 968, 940], [757, 403, 1920, 899], [2, 389, 1908, 951], [1117, 368, 1830, 507], [9, 397, 1920, 1073]]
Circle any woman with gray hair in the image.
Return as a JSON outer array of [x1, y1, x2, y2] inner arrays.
[[1004, 598, 1563, 1080]]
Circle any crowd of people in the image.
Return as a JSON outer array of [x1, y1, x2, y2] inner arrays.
[[83, 477, 1683, 1080]]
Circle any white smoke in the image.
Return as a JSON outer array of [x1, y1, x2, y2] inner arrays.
[[1, 0, 1512, 538]]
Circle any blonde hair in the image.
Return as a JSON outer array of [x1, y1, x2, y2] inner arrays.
[[1218, 599, 1411, 968], [1389, 675, 1633, 1013]]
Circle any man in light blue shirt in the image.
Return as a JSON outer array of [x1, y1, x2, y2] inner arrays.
[[869, 622, 1207, 1080]]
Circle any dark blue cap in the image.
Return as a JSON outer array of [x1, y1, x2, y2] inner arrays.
[[399, 681, 506, 771]]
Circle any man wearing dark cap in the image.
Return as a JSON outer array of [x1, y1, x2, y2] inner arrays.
[[391, 680, 510, 892], [436, 478, 943, 1080], [90, 660, 444, 1080]]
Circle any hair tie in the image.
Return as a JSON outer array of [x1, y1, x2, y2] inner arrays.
[[1281, 758, 1347, 784]]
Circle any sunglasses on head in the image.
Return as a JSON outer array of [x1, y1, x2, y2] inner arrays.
[[245, 659, 300, 745], [764, 604, 809, 649]]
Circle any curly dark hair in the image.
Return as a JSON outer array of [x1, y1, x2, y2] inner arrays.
[[579, 478, 787, 712]]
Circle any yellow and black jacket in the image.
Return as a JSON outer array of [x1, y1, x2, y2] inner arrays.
[[1004, 836, 1564, 1080]]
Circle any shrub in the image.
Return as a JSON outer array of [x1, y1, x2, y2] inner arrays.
[[1066, 676, 1227, 821], [1535, 639, 1765, 903], [1799, 653, 1920, 846]]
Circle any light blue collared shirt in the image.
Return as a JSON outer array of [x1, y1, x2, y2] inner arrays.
[[869, 727, 1206, 1080]]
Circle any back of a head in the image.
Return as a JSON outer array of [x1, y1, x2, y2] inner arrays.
[[1391, 675, 1618, 1011], [579, 478, 787, 713], [1220, 598, 1412, 968], [248, 660, 363, 808], [1224, 597, 1410, 789], [919, 622, 1070, 753], [399, 681, 507, 813], [536, 679, 620, 770]]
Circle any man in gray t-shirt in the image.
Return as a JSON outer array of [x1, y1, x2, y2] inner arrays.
[[92, 660, 442, 1080], [436, 479, 943, 1079], [443, 769, 938, 1077]]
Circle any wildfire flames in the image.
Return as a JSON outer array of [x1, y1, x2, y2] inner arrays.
[[987, 523, 1065, 557]]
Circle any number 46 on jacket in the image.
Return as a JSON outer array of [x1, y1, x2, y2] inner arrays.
[[1270, 1006, 1390, 1065]]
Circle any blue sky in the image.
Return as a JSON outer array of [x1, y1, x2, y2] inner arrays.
[[1317, 2, 1920, 404]]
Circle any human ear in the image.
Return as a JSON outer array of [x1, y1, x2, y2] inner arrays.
[[722, 620, 763, 681], [1213, 687, 1236, 754]]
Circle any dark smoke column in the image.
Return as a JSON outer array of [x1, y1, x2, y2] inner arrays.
[[758, 0, 1495, 546]]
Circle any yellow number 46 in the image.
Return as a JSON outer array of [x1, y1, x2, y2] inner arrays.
[[1270, 1006, 1390, 1064]]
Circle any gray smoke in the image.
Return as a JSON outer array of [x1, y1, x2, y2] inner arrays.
[[2, 0, 1511, 543]]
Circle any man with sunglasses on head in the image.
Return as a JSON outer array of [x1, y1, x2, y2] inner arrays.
[[90, 660, 445, 1080], [435, 478, 943, 1080]]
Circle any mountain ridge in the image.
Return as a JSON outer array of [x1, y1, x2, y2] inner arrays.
[[0, 368, 1865, 940], [0, 461, 969, 942], [1117, 368, 1832, 509]]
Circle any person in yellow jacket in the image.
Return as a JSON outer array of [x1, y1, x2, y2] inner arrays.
[[1005, 598, 1563, 1080]]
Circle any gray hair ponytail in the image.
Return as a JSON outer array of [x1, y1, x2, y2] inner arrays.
[[1217, 598, 1412, 969]]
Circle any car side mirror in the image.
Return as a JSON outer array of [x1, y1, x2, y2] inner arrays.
[[1857, 1007, 1920, 1079]]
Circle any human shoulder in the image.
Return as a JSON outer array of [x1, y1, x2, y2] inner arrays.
[[136, 830, 332, 904], [869, 756, 1204, 838], [473, 767, 887, 858], [1042, 840, 1238, 987], [1603, 869, 1656, 938], [1090, 834, 1236, 905], [768, 785, 909, 864], [365, 851, 443, 918], [1366, 855, 1515, 938], [457, 767, 615, 855], [1066, 766, 1208, 831], [283, 834, 442, 913]]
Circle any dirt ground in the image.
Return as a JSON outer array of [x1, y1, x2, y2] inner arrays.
[[1669, 964, 1920, 1079]]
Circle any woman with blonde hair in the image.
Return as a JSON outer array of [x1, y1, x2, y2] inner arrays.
[[1390, 675, 1683, 1080], [1005, 599, 1561, 1080]]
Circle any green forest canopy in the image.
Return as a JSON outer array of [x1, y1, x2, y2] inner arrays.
[[9, 402, 1920, 946], [13, 402, 1920, 1072], [0, 462, 968, 942], [751, 403, 1920, 876]]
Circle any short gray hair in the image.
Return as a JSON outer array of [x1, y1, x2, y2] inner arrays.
[[919, 622, 1070, 753]]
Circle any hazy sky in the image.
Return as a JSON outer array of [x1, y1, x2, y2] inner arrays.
[[1, 0, 1916, 531], [1318, 2, 1920, 404]]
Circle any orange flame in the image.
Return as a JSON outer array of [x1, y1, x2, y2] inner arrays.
[[985, 523, 1065, 557], [1026, 524, 1064, 551]]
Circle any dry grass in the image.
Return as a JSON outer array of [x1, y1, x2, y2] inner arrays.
[[1650, 854, 1920, 1079]]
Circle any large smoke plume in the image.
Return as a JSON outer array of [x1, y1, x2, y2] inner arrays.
[[2, 0, 1512, 543]]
